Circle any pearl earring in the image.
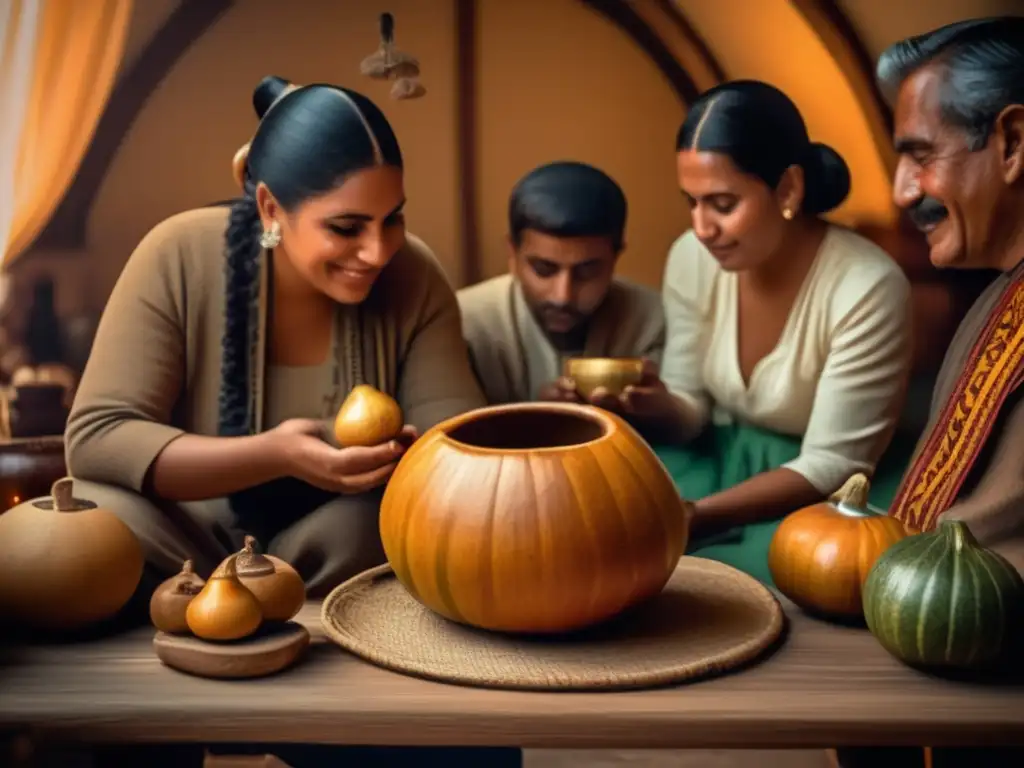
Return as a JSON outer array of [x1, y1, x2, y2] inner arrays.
[[782, 208, 795, 221], [259, 220, 281, 249]]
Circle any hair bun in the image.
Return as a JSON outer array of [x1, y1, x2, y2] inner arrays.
[[802, 142, 851, 215], [253, 76, 293, 119]]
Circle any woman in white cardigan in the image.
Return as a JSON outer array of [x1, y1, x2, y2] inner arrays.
[[633, 81, 914, 585]]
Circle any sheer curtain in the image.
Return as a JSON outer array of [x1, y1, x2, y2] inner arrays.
[[1, 0, 133, 267], [0, 0, 41, 268]]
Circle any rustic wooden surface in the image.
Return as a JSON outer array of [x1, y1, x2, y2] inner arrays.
[[1, 599, 1021, 749]]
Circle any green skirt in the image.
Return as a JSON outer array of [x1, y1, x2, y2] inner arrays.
[[653, 422, 915, 587]]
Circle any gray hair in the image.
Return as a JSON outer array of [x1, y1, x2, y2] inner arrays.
[[876, 16, 1024, 150]]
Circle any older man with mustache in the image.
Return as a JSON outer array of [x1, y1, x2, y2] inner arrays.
[[834, 16, 1024, 768]]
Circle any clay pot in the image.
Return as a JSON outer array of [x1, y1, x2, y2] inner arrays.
[[0, 435, 66, 512], [379, 402, 691, 634], [7, 384, 68, 437]]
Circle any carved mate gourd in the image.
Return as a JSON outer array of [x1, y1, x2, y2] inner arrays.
[[378, 402, 692, 634]]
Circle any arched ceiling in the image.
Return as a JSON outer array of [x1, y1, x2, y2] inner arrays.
[[652, 0, 900, 228], [35, 0, 916, 254]]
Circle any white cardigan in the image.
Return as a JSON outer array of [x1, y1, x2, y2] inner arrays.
[[660, 226, 913, 494]]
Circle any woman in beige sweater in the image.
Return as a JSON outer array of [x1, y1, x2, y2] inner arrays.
[[65, 76, 487, 601]]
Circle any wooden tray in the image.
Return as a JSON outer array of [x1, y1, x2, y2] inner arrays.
[[153, 621, 310, 679]]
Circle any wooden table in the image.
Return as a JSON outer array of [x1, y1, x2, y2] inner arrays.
[[1, 600, 1022, 750]]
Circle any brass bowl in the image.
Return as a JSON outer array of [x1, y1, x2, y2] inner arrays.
[[564, 357, 644, 399]]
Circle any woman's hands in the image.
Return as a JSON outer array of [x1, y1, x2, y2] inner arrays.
[[268, 418, 419, 494]]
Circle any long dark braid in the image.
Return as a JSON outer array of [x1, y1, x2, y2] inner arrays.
[[215, 75, 405, 523], [218, 180, 262, 437]]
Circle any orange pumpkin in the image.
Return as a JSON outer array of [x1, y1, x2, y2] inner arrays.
[[379, 402, 691, 634], [768, 473, 913, 619]]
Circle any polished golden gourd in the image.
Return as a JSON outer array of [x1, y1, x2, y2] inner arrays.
[[379, 402, 691, 634], [334, 384, 404, 447], [186, 554, 263, 641], [768, 473, 912, 619]]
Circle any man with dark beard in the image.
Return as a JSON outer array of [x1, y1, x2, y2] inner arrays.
[[458, 161, 665, 412], [835, 16, 1024, 768]]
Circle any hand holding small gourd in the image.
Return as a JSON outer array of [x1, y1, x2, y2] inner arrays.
[[333, 384, 404, 447], [269, 417, 415, 495]]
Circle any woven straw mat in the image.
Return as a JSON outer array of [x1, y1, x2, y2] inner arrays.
[[320, 556, 785, 691]]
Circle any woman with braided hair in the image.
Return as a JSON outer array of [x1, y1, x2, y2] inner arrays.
[[64, 76, 487, 601]]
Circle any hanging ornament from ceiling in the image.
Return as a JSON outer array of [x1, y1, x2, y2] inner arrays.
[[359, 12, 426, 101]]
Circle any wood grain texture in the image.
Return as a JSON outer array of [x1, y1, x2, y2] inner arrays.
[[454, 0, 479, 288], [0, 598, 1021, 749]]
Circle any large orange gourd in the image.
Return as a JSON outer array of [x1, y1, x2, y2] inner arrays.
[[379, 402, 691, 634], [768, 473, 913, 620]]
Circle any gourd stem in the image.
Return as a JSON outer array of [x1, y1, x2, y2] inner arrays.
[[829, 473, 871, 514], [181, 560, 194, 575], [211, 553, 239, 580], [945, 520, 978, 553], [50, 477, 75, 512], [236, 535, 275, 576]]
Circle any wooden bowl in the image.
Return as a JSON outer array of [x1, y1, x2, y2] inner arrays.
[[564, 357, 644, 399], [379, 402, 691, 634], [153, 621, 310, 679]]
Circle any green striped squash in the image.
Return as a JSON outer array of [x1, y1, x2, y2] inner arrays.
[[862, 519, 1024, 671]]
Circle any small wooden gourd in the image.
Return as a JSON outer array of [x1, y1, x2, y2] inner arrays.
[[234, 536, 306, 622], [149, 560, 206, 634]]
